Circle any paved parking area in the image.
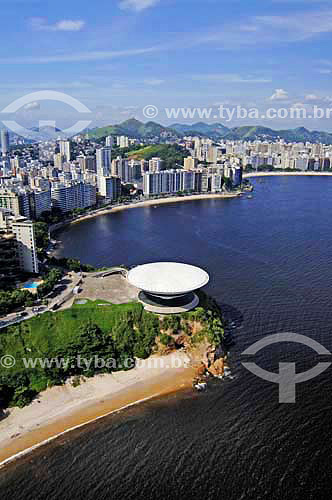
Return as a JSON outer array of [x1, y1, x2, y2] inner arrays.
[[79, 274, 138, 304]]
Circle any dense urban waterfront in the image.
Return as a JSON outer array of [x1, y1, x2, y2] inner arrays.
[[1, 176, 332, 499]]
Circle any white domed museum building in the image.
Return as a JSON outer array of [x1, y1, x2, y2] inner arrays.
[[127, 262, 209, 314]]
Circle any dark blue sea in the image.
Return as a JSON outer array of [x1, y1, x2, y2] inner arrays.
[[1, 176, 332, 499]]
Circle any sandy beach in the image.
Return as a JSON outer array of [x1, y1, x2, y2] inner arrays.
[[0, 351, 196, 468], [2, 192, 237, 468]]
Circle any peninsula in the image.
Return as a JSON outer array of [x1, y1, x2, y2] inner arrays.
[[0, 268, 228, 467]]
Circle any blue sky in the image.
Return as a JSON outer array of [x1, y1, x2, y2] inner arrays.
[[2, 0, 332, 130]]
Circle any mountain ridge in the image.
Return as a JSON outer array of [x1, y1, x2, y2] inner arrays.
[[88, 118, 182, 139], [88, 118, 332, 144]]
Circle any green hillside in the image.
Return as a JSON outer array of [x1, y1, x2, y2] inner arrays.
[[0, 300, 159, 407], [0, 293, 224, 408], [127, 144, 190, 169]]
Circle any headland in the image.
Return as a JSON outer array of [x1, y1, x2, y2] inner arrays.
[[0, 272, 228, 468]]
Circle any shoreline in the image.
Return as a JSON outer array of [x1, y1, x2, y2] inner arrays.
[[0, 351, 196, 469], [0, 393, 162, 469], [243, 171, 332, 178], [50, 172, 332, 234], [0, 193, 239, 467], [50, 192, 240, 235]]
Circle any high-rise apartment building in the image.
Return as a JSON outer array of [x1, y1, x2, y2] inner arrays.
[[143, 170, 196, 196], [184, 157, 198, 170], [111, 156, 133, 183], [54, 152, 64, 168], [1, 129, 9, 155], [105, 136, 114, 147], [59, 140, 71, 163], [128, 160, 142, 181], [0, 187, 30, 218], [51, 182, 96, 213], [12, 217, 39, 273], [98, 176, 121, 200], [117, 136, 129, 148], [149, 157, 164, 172], [77, 155, 96, 172], [29, 189, 52, 219], [96, 147, 112, 177]]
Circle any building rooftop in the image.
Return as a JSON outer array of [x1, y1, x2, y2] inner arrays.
[[127, 262, 209, 295]]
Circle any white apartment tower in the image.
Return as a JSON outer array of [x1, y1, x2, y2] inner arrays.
[[59, 140, 71, 163], [117, 136, 129, 148], [106, 136, 114, 147], [12, 217, 39, 273]]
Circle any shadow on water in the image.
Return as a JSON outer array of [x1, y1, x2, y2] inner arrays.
[[217, 301, 244, 328], [215, 302, 244, 350]]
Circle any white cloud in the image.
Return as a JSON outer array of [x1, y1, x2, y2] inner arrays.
[[317, 60, 332, 74], [305, 94, 319, 101], [270, 88, 289, 100], [291, 102, 305, 109], [193, 73, 271, 83], [30, 18, 85, 32], [0, 81, 92, 89], [54, 20, 85, 31], [119, 0, 160, 12], [0, 46, 161, 64], [318, 59, 332, 66], [23, 101, 40, 111], [144, 78, 164, 85], [197, 8, 332, 49], [255, 10, 332, 40]]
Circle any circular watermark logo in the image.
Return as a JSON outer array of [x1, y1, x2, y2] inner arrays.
[[241, 332, 331, 403], [0, 354, 16, 369], [0, 90, 92, 140], [143, 104, 159, 119]]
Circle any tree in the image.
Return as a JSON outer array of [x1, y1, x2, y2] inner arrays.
[[159, 333, 174, 346], [34, 222, 49, 250]]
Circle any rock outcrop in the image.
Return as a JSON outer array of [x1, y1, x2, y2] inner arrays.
[[208, 357, 225, 377], [175, 334, 191, 349]]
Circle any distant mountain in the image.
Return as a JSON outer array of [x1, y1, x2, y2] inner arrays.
[[29, 125, 65, 141], [222, 126, 332, 144], [88, 118, 181, 139], [88, 119, 332, 145], [171, 122, 230, 137], [30, 126, 62, 133]]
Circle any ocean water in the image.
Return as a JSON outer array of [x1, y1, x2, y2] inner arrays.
[[1, 176, 332, 499]]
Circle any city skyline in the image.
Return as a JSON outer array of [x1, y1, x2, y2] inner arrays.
[[2, 1, 332, 130]]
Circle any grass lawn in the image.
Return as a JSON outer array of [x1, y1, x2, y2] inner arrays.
[[0, 300, 144, 378], [126, 145, 165, 159]]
